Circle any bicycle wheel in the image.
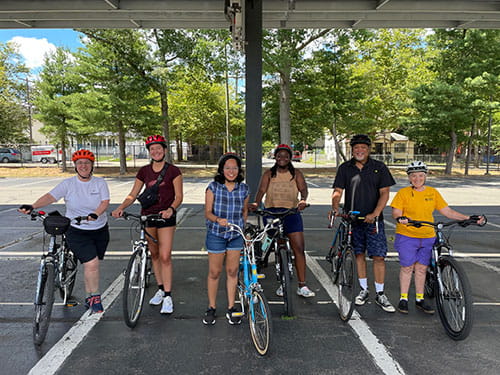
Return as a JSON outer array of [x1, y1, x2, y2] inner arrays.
[[279, 246, 294, 317], [435, 255, 473, 340], [59, 251, 77, 302], [329, 228, 344, 284], [424, 267, 435, 299], [123, 250, 146, 328], [145, 254, 152, 289], [33, 262, 55, 345], [337, 248, 357, 321], [249, 289, 272, 355]]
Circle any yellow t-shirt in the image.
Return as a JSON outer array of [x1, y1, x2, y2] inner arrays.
[[264, 170, 299, 209], [390, 186, 448, 238]]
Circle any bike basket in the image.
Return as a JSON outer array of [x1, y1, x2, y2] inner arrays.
[[43, 216, 71, 235]]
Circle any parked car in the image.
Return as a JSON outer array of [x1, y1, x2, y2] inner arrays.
[[292, 151, 302, 162], [0, 148, 22, 163]]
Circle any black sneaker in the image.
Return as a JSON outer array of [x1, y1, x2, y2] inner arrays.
[[203, 307, 216, 325], [226, 307, 242, 325], [415, 300, 435, 315], [397, 299, 409, 314]]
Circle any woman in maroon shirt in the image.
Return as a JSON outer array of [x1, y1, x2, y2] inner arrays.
[[112, 135, 183, 314]]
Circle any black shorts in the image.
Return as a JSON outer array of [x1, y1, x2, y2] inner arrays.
[[146, 213, 176, 228], [66, 224, 110, 263]]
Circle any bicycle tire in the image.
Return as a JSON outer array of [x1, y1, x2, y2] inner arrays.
[[123, 250, 146, 328], [145, 254, 152, 289], [33, 262, 55, 345], [249, 289, 272, 355], [279, 246, 294, 317], [337, 248, 357, 321], [59, 251, 77, 301], [435, 255, 473, 340], [329, 227, 344, 284], [424, 267, 435, 299]]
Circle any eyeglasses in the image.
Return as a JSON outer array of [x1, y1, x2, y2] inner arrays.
[[75, 161, 93, 166]]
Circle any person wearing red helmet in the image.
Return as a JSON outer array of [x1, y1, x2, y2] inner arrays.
[[112, 135, 183, 314], [19, 149, 110, 313], [250, 144, 315, 298]]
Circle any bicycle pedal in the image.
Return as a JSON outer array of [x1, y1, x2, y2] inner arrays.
[[257, 274, 266, 279], [232, 312, 244, 317]]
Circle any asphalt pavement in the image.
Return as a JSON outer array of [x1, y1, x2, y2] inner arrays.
[[0, 175, 499, 375]]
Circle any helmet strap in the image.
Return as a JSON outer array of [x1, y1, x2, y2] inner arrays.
[[75, 167, 93, 180]]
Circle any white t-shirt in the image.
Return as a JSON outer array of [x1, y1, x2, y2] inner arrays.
[[49, 176, 110, 230]]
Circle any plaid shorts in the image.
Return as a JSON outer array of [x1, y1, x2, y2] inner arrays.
[[352, 221, 388, 258]]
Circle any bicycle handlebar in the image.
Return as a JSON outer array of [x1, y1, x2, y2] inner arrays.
[[118, 212, 165, 222], [27, 210, 89, 225], [328, 210, 365, 228], [254, 204, 310, 220], [405, 215, 487, 229]]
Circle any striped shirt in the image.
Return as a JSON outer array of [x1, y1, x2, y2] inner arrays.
[[206, 181, 249, 239]]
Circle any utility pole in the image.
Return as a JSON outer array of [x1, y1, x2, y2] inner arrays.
[[26, 76, 33, 144]]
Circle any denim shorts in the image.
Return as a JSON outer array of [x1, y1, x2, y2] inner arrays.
[[264, 208, 304, 234], [205, 231, 244, 254], [66, 224, 110, 263], [352, 221, 388, 258], [394, 234, 435, 267]]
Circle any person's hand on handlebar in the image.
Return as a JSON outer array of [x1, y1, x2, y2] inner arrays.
[[111, 208, 124, 218], [297, 199, 307, 211], [469, 214, 486, 226], [18, 204, 34, 214], [248, 202, 258, 212], [396, 216, 409, 225], [364, 212, 378, 224]]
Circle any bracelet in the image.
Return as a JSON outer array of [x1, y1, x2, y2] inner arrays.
[[168, 206, 176, 214]]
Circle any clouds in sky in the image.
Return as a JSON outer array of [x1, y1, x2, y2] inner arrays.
[[8, 36, 57, 69]]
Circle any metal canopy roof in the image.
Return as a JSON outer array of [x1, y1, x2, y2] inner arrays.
[[1, 0, 500, 30]]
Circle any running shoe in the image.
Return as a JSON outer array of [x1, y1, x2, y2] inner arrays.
[[160, 296, 173, 314], [415, 299, 435, 315], [149, 289, 165, 305], [203, 307, 216, 325], [397, 299, 409, 314], [297, 286, 316, 298], [375, 292, 396, 313], [226, 307, 242, 325], [355, 289, 369, 306]]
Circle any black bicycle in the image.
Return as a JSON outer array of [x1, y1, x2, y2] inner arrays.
[[252, 206, 307, 317], [118, 212, 159, 328], [28, 210, 86, 345], [406, 215, 486, 340], [325, 211, 362, 321]]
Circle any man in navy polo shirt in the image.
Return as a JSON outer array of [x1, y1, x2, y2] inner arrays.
[[331, 134, 396, 313]]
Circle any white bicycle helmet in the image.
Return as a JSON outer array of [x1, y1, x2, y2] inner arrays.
[[406, 161, 428, 174]]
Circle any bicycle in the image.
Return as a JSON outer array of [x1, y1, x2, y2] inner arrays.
[[118, 211, 160, 328], [28, 210, 86, 345], [252, 206, 307, 317], [405, 215, 487, 340], [228, 222, 272, 355], [325, 211, 365, 321]]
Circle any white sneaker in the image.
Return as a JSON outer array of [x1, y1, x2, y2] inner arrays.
[[297, 286, 315, 298], [276, 284, 283, 297], [161, 296, 173, 314], [149, 289, 164, 305]]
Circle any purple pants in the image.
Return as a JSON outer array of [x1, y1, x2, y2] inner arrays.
[[394, 234, 435, 267]]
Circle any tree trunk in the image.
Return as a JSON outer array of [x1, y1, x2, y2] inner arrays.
[[118, 121, 127, 175], [464, 118, 476, 176], [176, 136, 183, 162], [332, 117, 347, 166], [279, 68, 292, 146], [60, 129, 67, 173], [444, 130, 457, 175], [159, 90, 171, 163]]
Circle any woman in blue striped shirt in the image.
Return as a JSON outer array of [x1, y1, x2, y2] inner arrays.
[[202, 153, 249, 325]]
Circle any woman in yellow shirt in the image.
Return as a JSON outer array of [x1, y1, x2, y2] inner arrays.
[[390, 161, 482, 315]]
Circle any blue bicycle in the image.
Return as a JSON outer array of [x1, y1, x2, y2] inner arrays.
[[228, 222, 272, 355]]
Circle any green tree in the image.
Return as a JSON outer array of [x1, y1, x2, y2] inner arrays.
[[0, 42, 29, 144], [34, 48, 80, 171]]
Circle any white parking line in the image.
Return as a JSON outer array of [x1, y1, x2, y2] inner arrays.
[[28, 273, 124, 375], [306, 253, 406, 375]]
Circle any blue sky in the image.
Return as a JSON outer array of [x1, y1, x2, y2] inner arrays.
[[0, 29, 82, 71]]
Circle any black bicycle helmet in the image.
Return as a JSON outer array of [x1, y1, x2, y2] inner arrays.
[[350, 134, 372, 147]]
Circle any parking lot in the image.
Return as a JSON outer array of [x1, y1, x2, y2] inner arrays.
[[0, 175, 499, 374]]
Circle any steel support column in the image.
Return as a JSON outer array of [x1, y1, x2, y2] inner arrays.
[[245, 0, 262, 200]]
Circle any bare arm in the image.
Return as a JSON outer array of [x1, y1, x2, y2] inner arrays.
[[295, 169, 308, 210], [111, 178, 144, 217], [438, 206, 470, 221], [32, 193, 57, 210], [331, 187, 343, 213], [205, 188, 227, 227], [365, 186, 390, 222], [250, 170, 271, 210], [161, 174, 183, 219]]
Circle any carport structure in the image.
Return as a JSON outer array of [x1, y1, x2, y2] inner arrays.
[[1, 0, 500, 195]]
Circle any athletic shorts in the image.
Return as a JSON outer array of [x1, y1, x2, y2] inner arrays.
[[264, 208, 304, 234], [146, 213, 176, 228], [205, 231, 244, 254], [394, 234, 435, 267], [352, 221, 388, 258], [66, 224, 110, 264]]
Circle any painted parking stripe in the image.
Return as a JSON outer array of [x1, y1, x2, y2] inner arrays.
[[306, 253, 406, 375], [28, 272, 124, 375]]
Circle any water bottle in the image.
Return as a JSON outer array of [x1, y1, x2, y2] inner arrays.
[[261, 234, 273, 252]]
